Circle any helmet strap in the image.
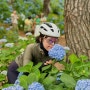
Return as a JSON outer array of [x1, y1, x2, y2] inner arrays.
[[40, 41, 48, 56]]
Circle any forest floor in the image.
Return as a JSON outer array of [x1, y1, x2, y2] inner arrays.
[[19, 30, 66, 46]]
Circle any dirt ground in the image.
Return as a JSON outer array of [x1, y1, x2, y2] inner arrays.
[[19, 30, 66, 46]]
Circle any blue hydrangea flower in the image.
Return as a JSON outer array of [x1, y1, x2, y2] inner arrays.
[[14, 85, 23, 90], [14, 79, 20, 85], [57, 72, 63, 77], [14, 72, 23, 85], [17, 72, 23, 78], [5, 43, 14, 48], [28, 82, 45, 90], [75, 79, 90, 90], [56, 77, 60, 81], [56, 72, 63, 81], [48, 44, 66, 61], [0, 39, 7, 43], [2, 86, 14, 90], [2, 85, 23, 90]]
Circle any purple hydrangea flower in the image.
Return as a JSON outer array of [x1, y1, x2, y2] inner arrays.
[[75, 79, 90, 90], [48, 44, 66, 61], [2, 85, 23, 90], [28, 82, 45, 90]]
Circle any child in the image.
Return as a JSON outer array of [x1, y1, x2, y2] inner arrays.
[[11, 10, 19, 32], [24, 16, 33, 33], [40, 13, 47, 24], [7, 22, 63, 84]]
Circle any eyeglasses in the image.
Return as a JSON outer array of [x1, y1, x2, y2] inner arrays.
[[45, 37, 58, 45]]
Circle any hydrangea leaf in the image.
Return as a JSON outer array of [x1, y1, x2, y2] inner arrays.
[[69, 54, 80, 64], [43, 76, 56, 85], [60, 73, 76, 88], [27, 73, 39, 85], [19, 75, 28, 89]]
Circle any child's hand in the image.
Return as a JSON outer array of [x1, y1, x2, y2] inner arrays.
[[44, 60, 53, 65], [54, 62, 65, 71]]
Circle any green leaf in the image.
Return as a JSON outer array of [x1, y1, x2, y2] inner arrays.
[[39, 73, 47, 82], [49, 84, 63, 90], [27, 73, 39, 84], [17, 62, 33, 73], [32, 62, 42, 70], [31, 69, 41, 79], [19, 75, 28, 89], [60, 73, 76, 88], [76, 62, 90, 69], [49, 66, 58, 75], [17, 65, 32, 73], [73, 71, 81, 77], [79, 55, 88, 61], [43, 76, 56, 85], [0, 74, 6, 81], [69, 54, 80, 64], [2, 84, 14, 89], [42, 65, 51, 72]]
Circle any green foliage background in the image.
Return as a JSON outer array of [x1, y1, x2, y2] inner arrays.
[[0, 0, 64, 34]]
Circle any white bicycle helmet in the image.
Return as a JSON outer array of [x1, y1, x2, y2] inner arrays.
[[34, 22, 60, 37], [39, 22, 60, 37]]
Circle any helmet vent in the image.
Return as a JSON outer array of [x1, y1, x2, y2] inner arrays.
[[58, 30, 60, 33], [44, 23, 52, 28], [51, 29, 54, 32], [40, 26, 47, 31]]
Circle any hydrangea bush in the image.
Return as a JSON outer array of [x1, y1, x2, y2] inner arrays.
[[48, 44, 66, 61], [3, 44, 90, 90]]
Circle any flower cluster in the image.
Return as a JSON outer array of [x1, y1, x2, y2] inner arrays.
[[75, 79, 90, 90], [5, 43, 14, 48], [63, 46, 70, 51], [1, 70, 7, 75], [25, 32, 32, 36], [0, 39, 7, 43], [14, 79, 20, 85], [56, 71, 63, 81], [28, 82, 45, 90], [48, 44, 66, 61], [18, 36, 28, 40], [2, 85, 23, 90], [14, 72, 24, 85]]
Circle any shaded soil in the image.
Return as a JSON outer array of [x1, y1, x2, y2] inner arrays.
[[19, 30, 66, 46], [19, 30, 26, 37]]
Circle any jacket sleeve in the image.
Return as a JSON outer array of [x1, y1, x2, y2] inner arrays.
[[23, 44, 34, 66]]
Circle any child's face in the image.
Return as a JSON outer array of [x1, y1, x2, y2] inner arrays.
[[13, 11, 16, 14], [36, 15, 39, 18], [42, 36, 58, 51]]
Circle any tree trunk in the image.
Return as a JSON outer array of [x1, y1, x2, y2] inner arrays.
[[43, 0, 51, 16], [64, 0, 90, 59]]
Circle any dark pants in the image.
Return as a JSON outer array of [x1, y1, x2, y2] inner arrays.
[[7, 61, 19, 84]]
